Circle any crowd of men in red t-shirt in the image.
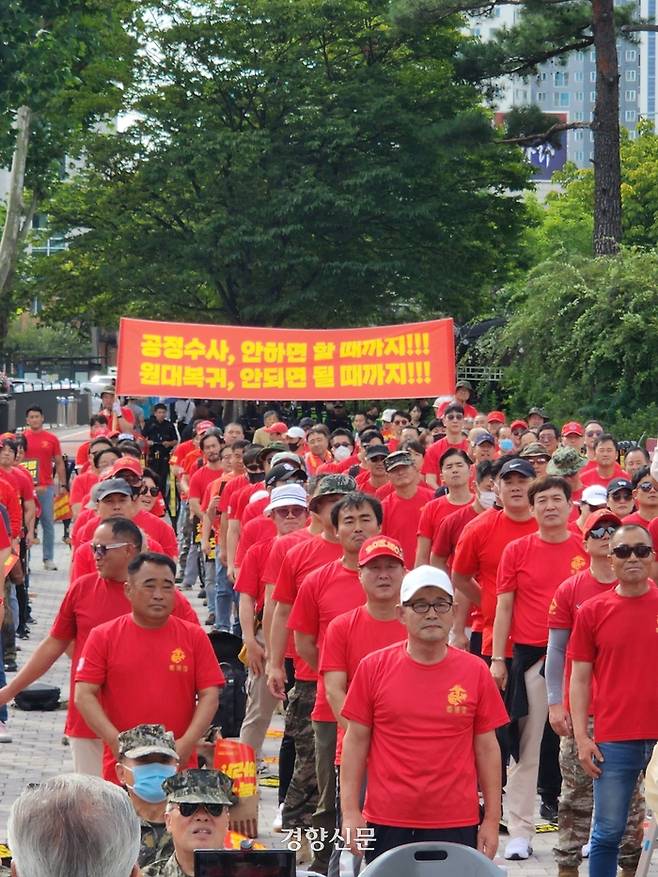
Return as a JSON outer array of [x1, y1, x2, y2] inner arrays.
[[0, 385, 657, 877]]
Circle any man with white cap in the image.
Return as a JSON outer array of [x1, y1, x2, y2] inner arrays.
[[236, 483, 309, 764], [340, 564, 508, 864]]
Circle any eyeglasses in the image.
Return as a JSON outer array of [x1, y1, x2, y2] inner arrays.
[[91, 542, 130, 557], [587, 525, 618, 540], [610, 544, 653, 559], [637, 481, 657, 493], [332, 442, 351, 449], [176, 802, 225, 818], [140, 486, 159, 497], [444, 414, 463, 421], [586, 430, 602, 437], [273, 506, 307, 518], [393, 419, 409, 426], [512, 429, 525, 436], [404, 599, 453, 614]]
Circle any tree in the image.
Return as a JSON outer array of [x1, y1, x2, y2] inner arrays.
[[26, 0, 530, 330], [480, 248, 658, 433], [0, 0, 138, 340], [391, 0, 637, 255]]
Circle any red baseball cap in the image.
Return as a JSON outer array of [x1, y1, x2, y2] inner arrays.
[[562, 421, 584, 437], [510, 419, 528, 431], [358, 535, 405, 567], [265, 422, 288, 435], [102, 457, 143, 481], [487, 411, 505, 424], [195, 419, 215, 435], [583, 508, 622, 537]]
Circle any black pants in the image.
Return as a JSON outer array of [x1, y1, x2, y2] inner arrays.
[[469, 630, 483, 659], [366, 823, 478, 864], [278, 657, 296, 805], [538, 718, 561, 802]]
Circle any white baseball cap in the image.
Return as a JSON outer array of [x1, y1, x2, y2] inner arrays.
[[581, 485, 607, 508], [381, 408, 396, 423], [264, 483, 308, 516], [400, 565, 454, 602], [285, 426, 306, 440]]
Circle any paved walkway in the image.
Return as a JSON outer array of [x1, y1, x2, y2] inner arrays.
[[1, 517, 655, 875]]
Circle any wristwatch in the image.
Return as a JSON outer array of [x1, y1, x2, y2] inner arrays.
[[491, 657, 506, 662]]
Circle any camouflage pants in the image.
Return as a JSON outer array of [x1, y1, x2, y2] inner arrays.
[[554, 722, 644, 870], [282, 680, 318, 830]]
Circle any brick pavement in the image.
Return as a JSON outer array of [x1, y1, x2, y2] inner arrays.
[[0, 520, 655, 875]]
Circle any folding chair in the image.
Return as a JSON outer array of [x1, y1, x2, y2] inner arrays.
[[361, 842, 504, 877]]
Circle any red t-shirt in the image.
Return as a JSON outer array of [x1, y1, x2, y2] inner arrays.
[[497, 532, 588, 647], [355, 471, 387, 497], [452, 509, 538, 655], [170, 439, 194, 466], [70, 535, 164, 582], [417, 495, 472, 541], [235, 516, 276, 568], [320, 605, 406, 762], [580, 464, 631, 490], [0, 516, 10, 550], [288, 559, 364, 721], [623, 512, 653, 527], [273, 535, 343, 677], [71, 471, 99, 508], [548, 569, 617, 711], [262, 528, 314, 586], [374, 482, 395, 500], [51, 573, 198, 738], [218, 475, 249, 514], [0, 475, 22, 537], [381, 485, 435, 567], [23, 428, 62, 486], [241, 495, 270, 526], [647, 518, 658, 548], [235, 537, 275, 611], [2, 465, 35, 512], [76, 440, 91, 469], [422, 437, 470, 478], [569, 586, 658, 741], [231, 483, 261, 521], [188, 465, 224, 504], [431, 503, 479, 565], [76, 613, 223, 779], [342, 643, 508, 828]]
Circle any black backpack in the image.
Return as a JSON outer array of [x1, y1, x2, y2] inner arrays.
[[208, 630, 247, 738], [14, 682, 61, 711]]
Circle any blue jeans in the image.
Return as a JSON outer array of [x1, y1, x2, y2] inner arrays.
[[39, 485, 55, 562], [7, 583, 18, 633], [214, 559, 239, 633], [590, 739, 657, 877], [0, 633, 7, 722]]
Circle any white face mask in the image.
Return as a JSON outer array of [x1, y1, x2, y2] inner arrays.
[[478, 490, 496, 509], [333, 445, 352, 462]]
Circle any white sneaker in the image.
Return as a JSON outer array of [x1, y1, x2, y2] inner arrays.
[[0, 721, 12, 743], [582, 841, 591, 858], [43, 560, 58, 571], [272, 803, 284, 832], [504, 837, 533, 860]]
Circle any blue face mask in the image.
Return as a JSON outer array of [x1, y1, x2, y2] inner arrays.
[[126, 763, 177, 803], [499, 439, 514, 452]]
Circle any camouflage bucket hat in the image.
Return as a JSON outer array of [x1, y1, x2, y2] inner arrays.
[[163, 768, 234, 807], [117, 724, 179, 761], [519, 442, 550, 459], [546, 447, 587, 477], [308, 474, 357, 511]]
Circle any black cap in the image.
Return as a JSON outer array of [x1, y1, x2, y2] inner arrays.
[[265, 463, 308, 487], [365, 444, 389, 460], [499, 458, 535, 479], [607, 477, 633, 495], [474, 433, 495, 446]]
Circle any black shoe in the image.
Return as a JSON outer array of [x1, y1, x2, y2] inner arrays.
[[25, 615, 37, 625], [17, 626, 30, 640], [540, 800, 559, 823], [4, 661, 17, 672], [175, 573, 184, 583], [197, 588, 206, 599]]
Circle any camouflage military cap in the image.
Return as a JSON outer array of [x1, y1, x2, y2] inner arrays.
[[546, 447, 587, 477], [308, 474, 356, 511], [117, 724, 179, 761], [519, 442, 550, 459], [163, 769, 233, 806]]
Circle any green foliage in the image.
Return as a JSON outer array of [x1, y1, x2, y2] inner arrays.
[[26, 0, 530, 329], [4, 319, 90, 358], [488, 248, 658, 435]]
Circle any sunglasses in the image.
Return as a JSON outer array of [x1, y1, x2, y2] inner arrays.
[[140, 486, 159, 497], [91, 542, 130, 557], [393, 419, 409, 426], [610, 490, 632, 501], [587, 525, 618, 539], [404, 599, 453, 615], [610, 544, 653, 559], [444, 414, 463, 421], [586, 430, 603, 437], [176, 802, 225, 818], [637, 482, 657, 493], [273, 506, 307, 517], [528, 456, 550, 465]]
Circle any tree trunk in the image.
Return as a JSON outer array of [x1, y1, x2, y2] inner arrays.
[[0, 107, 32, 297], [591, 0, 622, 255]]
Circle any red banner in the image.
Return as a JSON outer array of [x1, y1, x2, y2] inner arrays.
[[115, 316, 455, 401]]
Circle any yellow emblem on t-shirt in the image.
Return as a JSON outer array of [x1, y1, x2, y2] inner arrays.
[[447, 684, 467, 706], [571, 555, 587, 572], [170, 648, 186, 664]]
